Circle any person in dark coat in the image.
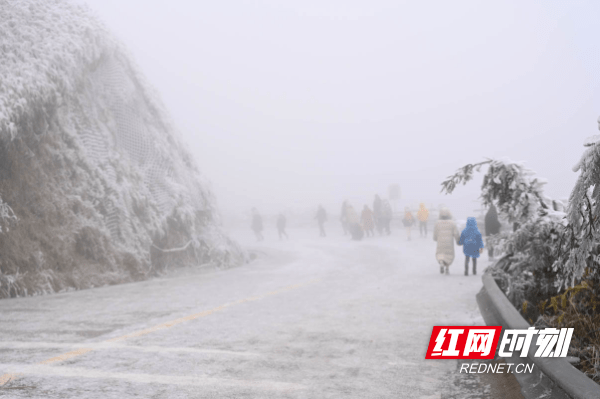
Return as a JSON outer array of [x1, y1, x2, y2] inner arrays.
[[276, 213, 288, 240], [484, 204, 501, 261], [458, 217, 484, 276], [373, 195, 383, 235], [316, 205, 327, 237], [251, 208, 264, 241], [380, 200, 393, 235]]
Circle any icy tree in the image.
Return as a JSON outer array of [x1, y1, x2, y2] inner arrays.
[[441, 158, 566, 304], [558, 118, 600, 286], [441, 130, 600, 290], [440, 133, 600, 383]]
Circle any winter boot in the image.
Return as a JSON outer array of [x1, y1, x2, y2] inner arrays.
[[445, 266, 449, 275], [473, 259, 477, 275], [440, 265, 444, 274]]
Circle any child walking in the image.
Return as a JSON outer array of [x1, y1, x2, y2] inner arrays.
[[458, 217, 484, 276]]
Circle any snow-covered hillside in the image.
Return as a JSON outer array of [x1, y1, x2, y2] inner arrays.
[[0, 0, 245, 298]]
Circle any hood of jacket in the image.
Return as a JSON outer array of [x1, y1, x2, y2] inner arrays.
[[466, 217, 478, 230]]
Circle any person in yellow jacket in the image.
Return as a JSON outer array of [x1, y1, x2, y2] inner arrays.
[[417, 203, 429, 237]]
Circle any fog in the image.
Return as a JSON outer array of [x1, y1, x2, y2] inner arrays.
[[78, 0, 600, 221], [4, 2, 600, 394]]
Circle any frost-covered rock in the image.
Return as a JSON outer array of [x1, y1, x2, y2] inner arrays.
[[0, 0, 245, 298]]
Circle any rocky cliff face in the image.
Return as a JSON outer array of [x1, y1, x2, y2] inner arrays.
[[0, 0, 245, 298]]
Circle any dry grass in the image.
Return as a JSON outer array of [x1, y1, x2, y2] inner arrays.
[[534, 279, 600, 382], [493, 266, 600, 383]]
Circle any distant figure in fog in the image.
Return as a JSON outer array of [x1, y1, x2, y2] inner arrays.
[[346, 204, 364, 241], [402, 207, 415, 240], [380, 200, 393, 235], [373, 195, 383, 235], [276, 213, 288, 240], [361, 205, 375, 237], [251, 208, 264, 241], [315, 205, 328, 237], [459, 217, 484, 276], [340, 201, 349, 235], [484, 204, 501, 261], [433, 207, 460, 275], [417, 203, 429, 237]]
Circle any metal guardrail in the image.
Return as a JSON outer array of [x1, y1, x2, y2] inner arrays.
[[476, 274, 600, 399]]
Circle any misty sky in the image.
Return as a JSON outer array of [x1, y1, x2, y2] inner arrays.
[[77, 0, 600, 219]]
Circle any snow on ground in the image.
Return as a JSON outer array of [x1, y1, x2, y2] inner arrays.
[[0, 224, 509, 398]]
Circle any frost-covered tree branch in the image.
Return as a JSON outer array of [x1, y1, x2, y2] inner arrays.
[[0, 195, 17, 233], [441, 158, 557, 224]]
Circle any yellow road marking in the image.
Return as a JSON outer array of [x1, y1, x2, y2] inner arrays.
[[0, 373, 20, 385], [38, 348, 95, 365], [0, 278, 320, 386]]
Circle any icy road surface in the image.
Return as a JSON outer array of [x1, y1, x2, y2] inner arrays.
[[0, 227, 507, 398]]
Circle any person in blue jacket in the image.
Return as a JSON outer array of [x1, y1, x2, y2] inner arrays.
[[458, 217, 484, 276]]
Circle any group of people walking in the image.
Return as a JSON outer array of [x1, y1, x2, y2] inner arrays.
[[433, 205, 501, 276], [251, 208, 290, 241], [400, 203, 431, 241], [251, 201, 503, 277], [339, 196, 398, 241], [251, 198, 436, 242], [251, 205, 329, 241]]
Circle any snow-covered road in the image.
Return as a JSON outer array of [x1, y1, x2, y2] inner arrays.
[[0, 227, 506, 398]]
